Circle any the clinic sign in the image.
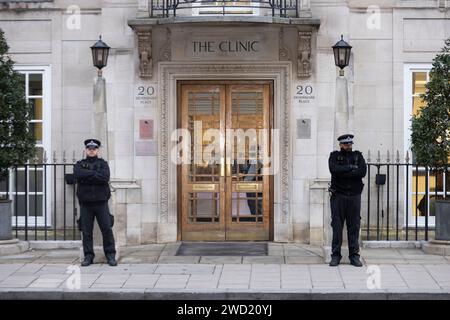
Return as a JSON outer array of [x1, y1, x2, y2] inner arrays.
[[173, 28, 279, 61], [192, 40, 259, 53]]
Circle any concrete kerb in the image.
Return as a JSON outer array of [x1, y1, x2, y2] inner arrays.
[[0, 288, 450, 300], [362, 240, 450, 256], [0, 240, 29, 256], [0, 288, 145, 300], [28, 241, 82, 250], [0, 240, 83, 257], [362, 241, 424, 249]]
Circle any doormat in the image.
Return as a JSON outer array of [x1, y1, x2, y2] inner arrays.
[[176, 242, 268, 256]]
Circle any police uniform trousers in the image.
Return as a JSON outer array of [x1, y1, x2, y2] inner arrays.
[[80, 201, 116, 259], [330, 193, 361, 258]]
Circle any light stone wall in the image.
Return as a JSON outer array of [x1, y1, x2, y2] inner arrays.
[[0, 0, 448, 244]]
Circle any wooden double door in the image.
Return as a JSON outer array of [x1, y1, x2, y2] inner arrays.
[[177, 81, 273, 241]]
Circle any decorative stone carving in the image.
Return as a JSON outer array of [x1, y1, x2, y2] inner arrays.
[[159, 28, 172, 61], [297, 30, 312, 78], [132, 26, 153, 79], [159, 63, 291, 225], [279, 28, 290, 61]]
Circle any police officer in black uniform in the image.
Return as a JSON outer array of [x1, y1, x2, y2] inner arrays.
[[74, 139, 117, 267], [328, 134, 366, 267]]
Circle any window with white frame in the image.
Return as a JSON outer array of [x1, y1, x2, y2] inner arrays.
[[404, 64, 449, 227], [0, 66, 51, 226]]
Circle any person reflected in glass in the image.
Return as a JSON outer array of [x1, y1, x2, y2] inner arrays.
[[245, 159, 263, 216]]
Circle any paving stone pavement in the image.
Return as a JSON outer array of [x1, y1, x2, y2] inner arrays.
[[0, 244, 449, 297]]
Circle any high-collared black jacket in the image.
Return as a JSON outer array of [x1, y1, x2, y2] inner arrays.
[[73, 156, 111, 204], [328, 150, 367, 196]]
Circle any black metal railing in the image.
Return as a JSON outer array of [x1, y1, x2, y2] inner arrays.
[[0, 153, 80, 241], [150, 0, 300, 18], [364, 150, 449, 242], [2, 149, 448, 242]]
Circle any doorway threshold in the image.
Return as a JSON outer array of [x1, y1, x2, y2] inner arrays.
[[176, 242, 268, 256]]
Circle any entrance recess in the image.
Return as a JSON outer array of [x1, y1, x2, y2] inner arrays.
[[178, 81, 273, 241]]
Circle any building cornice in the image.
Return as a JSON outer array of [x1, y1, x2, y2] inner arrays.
[[128, 16, 321, 28]]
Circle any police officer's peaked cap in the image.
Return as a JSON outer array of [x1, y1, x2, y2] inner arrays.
[[337, 134, 354, 144], [84, 139, 101, 148]]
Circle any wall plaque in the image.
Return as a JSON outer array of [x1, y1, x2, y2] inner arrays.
[[135, 141, 158, 156], [139, 119, 154, 140], [297, 119, 311, 139]]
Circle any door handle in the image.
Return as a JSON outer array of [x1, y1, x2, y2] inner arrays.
[[220, 157, 225, 177], [220, 157, 231, 176], [226, 157, 231, 177]]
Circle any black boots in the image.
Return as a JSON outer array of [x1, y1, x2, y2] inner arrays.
[[329, 256, 363, 267], [81, 255, 117, 267], [329, 256, 341, 267], [106, 254, 118, 267], [81, 256, 94, 267], [349, 255, 363, 267]]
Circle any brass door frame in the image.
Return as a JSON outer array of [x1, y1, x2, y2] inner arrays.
[[177, 80, 274, 241]]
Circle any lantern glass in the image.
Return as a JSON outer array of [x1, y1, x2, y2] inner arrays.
[[90, 36, 110, 70], [332, 35, 352, 70]]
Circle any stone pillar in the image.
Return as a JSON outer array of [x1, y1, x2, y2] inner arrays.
[[81, 75, 115, 262], [93, 76, 109, 158], [333, 75, 349, 141], [92, 76, 107, 251]]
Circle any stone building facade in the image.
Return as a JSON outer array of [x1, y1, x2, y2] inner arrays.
[[0, 0, 448, 245]]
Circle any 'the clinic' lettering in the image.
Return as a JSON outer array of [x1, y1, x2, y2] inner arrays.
[[193, 40, 259, 53]]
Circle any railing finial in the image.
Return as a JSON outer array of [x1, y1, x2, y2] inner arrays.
[[63, 150, 67, 163], [405, 150, 410, 163], [367, 149, 371, 162], [396, 150, 400, 163], [386, 150, 390, 163], [376, 150, 381, 163], [53, 151, 57, 163], [43, 150, 48, 164], [72, 151, 77, 163]]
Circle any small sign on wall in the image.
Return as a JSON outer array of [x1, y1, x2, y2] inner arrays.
[[139, 119, 154, 140], [135, 141, 158, 156], [297, 119, 311, 139]]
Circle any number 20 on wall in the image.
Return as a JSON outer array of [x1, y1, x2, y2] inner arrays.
[[137, 85, 155, 96], [296, 85, 313, 95]]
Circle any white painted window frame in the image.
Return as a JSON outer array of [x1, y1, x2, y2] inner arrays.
[[10, 65, 52, 227], [403, 63, 436, 228]]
